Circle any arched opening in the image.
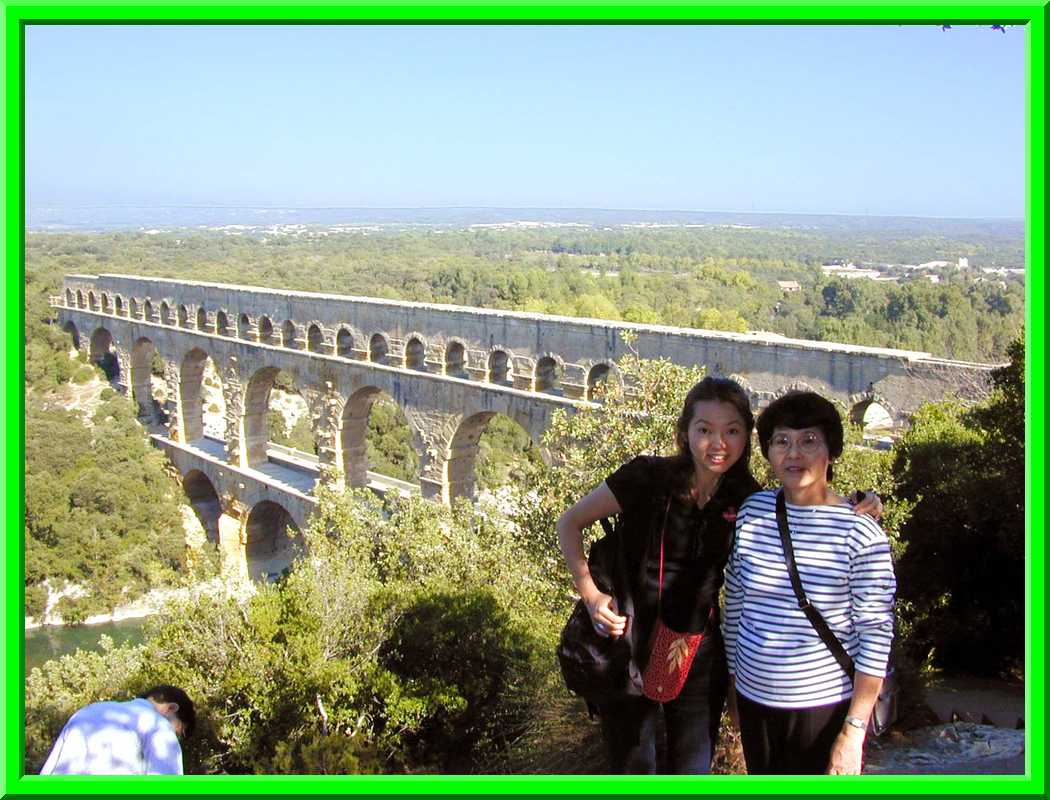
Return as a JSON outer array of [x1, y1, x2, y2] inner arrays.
[[130, 337, 160, 419], [62, 320, 80, 352], [535, 356, 563, 394], [216, 310, 231, 337], [115, 295, 125, 316], [282, 320, 299, 349], [586, 363, 616, 402], [258, 316, 275, 345], [196, 307, 207, 330], [851, 400, 894, 433], [144, 300, 157, 323], [488, 350, 512, 385], [129, 298, 140, 318], [182, 469, 221, 545], [336, 328, 354, 359], [307, 324, 324, 353], [89, 327, 120, 382], [180, 348, 226, 443], [405, 337, 426, 370], [88, 291, 98, 311], [245, 501, 302, 582], [101, 294, 112, 314], [161, 302, 175, 326], [178, 305, 189, 328], [449, 412, 541, 501], [76, 290, 85, 309], [238, 313, 252, 339], [341, 387, 418, 489], [369, 333, 389, 363], [445, 341, 467, 378], [65, 288, 74, 306], [243, 368, 317, 469]]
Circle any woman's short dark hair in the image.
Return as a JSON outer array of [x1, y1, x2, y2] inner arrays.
[[673, 376, 755, 486], [141, 685, 197, 738], [756, 391, 844, 480]]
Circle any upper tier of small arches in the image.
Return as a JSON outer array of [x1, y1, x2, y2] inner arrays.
[[62, 288, 619, 400]]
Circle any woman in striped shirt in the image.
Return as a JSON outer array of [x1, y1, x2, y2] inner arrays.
[[723, 391, 896, 775]]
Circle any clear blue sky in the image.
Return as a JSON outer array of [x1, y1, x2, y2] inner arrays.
[[26, 24, 1025, 218]]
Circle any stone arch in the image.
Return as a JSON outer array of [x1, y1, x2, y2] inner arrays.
[[335, 326, 355, 359], [245, 500, 302, 582], [216, 310, 232, 337], [369, 332, 389, 363], [282, 320, 300, 349], [114, 295, 126, 317], [101, 293, 112, 314], [178, 304, 190, 328], [130, 337, 159, 418], [242, 367, 315, 468], [238, 313, 252, 339], [62, 320, 80, 351], [76, 290, 85, 309], [129, 297, 140, 318], [340, 386, 418, 489], [180, 347, 225, 443], [586, 361, 621, 401], [88, 291, 99, 311], [444, 338, 468, 378], [849, 395, 896, 432], [405, 333, 427, 370], [534, 353, 565, 394], [307, 322, 325, 353], [89, 327, 120, 381], [487, 347, 514, 385], [196, 306, 207, 330], [160, 301, 174, 325], [258, 315, 276, 345], [143, 299, 157, 323], [447, 411, 539, 501], [182, 469, 221, 544], [243, 366, 282, 467], [65, 288, 74, 306]]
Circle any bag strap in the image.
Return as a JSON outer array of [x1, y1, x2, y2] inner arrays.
[[774, 490, 856, 681], [655, 496, 673, 614]]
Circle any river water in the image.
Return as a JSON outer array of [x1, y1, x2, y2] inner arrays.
[[25, 618, 149, 673]]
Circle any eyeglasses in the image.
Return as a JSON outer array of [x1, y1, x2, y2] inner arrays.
[[769, 431, 825, 454]]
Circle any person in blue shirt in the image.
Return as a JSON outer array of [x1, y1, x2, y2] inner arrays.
[[39, 685, 196, 775]]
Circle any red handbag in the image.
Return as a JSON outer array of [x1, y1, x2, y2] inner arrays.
[[641, 498, 707, 703]]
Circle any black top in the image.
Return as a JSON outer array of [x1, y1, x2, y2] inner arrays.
[[605, 455, 762, 681]]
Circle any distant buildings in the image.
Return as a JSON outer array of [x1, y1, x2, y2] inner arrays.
[[777, 280, 802, 293]]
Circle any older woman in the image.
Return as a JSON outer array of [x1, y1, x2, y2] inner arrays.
[[722, 391, 896, 775]]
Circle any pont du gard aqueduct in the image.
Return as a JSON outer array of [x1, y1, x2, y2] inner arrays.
[[54, 273, 997, 580]]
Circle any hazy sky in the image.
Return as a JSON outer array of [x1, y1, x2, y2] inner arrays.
[[26, 24, 1025, 218]]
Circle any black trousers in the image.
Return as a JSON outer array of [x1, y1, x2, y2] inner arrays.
[[736, 692, 850, 774]]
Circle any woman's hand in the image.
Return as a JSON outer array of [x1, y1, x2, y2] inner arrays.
[[585, 592, 628, 639], [826, 727, 865, 774], [850, 490, 883, 520]]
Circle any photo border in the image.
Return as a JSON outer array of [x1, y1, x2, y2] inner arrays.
[[3, 3, 1044, 798]]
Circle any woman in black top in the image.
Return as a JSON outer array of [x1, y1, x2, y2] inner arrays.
[[556, 377, 881, 774]]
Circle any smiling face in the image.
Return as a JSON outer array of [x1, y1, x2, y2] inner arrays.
[[767, 425, 831, 504], [686, 399, 748, 477]]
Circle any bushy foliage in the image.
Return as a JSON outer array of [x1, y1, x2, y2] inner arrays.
[[891, 331, 1025, 677], [365, 396, 419, 482], [25, 392, 187, 617]]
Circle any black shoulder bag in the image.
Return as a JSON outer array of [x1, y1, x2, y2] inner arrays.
[[774, 491, 898, 736], [557, 515, 643, 711]]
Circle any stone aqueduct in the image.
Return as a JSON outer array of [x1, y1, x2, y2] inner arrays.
[[54, 273, 996, 580]]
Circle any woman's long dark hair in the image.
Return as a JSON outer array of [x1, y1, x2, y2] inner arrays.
[[667, 376, 755, 499]]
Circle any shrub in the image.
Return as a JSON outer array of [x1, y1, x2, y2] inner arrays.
[[71, 364, 96, 384]]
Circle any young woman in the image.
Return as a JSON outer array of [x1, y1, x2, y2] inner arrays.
[[723, 391, 896, 775], [557, 377, 880, 774]]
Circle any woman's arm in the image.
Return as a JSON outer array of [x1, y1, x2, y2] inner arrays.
[[556, 483, 627, 638], [826, 671, 883, 774]]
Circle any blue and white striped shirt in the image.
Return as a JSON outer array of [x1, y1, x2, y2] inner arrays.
[[723, 490, 896, 709]]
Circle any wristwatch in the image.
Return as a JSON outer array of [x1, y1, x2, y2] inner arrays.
[[843, 715, 867, 731]]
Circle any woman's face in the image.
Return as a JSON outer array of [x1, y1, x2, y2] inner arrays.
[[686, 399, 748, 475], [767, 426, 831, 499]]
